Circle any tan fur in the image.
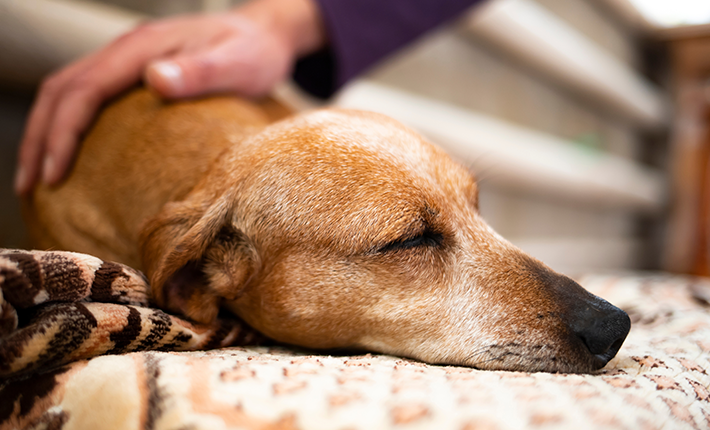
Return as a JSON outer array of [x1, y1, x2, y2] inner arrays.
[[24, 88, 628, 373]]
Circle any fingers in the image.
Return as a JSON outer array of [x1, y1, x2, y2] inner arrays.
[[145, 50, 263, 100], [144, 60, 186, 98], [15, 22, 186, 194], [145, 19, 291, 99], [14, 11, 298, 195], [15, 92, 52, 194], [146, 40, 290, 99], [15, 56, 99, 194], [41, 87, 103, 185], [44, 31, 187, 183], [41, 53, 155, 184]]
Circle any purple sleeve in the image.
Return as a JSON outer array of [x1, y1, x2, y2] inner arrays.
[[293, 0, 484, 98]]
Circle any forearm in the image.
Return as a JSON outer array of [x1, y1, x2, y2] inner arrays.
[[294, 0, 484, 98]]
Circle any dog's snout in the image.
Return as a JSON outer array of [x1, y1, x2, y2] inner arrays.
[[571, 300, 631, 368]]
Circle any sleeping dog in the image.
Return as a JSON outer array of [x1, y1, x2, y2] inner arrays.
[[24, 88, 630, 373]]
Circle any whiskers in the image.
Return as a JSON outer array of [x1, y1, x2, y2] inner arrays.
[[461, 342, 554, 371], [462, 344, 520, 368]]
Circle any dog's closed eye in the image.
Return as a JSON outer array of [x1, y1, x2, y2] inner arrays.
[[378, 229, 444, 253]]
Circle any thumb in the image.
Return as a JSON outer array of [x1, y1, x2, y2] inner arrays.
[[144, 40, 288, 99], [144, 60, 189, 98]]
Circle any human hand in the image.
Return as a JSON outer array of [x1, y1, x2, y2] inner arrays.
[[15, 0, 324, 195]]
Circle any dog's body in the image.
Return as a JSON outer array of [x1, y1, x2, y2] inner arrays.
[[25, 88, 630, 373]]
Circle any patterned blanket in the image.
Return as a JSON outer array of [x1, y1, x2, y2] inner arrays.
[[0, 249, 262, 379], [1, 249, 710, 429]]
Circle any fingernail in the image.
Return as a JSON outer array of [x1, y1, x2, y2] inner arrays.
[[14, 166, 27, 194], [42, 155, 55, 184], [151, 61, 184, 92]]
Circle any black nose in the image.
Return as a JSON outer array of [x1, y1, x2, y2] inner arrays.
[[571, 298, 631, 368]]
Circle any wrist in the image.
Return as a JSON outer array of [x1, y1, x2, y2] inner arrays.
[[230, 0, 326, 58]]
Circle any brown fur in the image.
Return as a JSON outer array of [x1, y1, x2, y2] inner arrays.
[[24, 88, 629, 373]]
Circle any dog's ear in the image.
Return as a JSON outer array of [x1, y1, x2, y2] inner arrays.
[[139, 194, 257, 324]]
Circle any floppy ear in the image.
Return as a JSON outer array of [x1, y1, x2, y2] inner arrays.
[[139, 193, 257, 324]]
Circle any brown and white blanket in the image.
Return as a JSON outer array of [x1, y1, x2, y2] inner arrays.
[[0, 249, 262, 379], [1, 249, 710, 429]]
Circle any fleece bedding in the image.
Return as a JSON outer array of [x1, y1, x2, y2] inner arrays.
[[1, 249, 710, 430]]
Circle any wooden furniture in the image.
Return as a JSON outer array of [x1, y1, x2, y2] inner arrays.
[[664, 30, 710, 275]]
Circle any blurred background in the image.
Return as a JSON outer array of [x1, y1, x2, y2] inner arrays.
[[1, 0, 709, 276]]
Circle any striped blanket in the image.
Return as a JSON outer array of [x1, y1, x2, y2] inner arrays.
[[0, 249, 262, 379]]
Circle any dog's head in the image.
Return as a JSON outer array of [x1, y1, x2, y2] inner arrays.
[[140, 109, 630, 373]]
